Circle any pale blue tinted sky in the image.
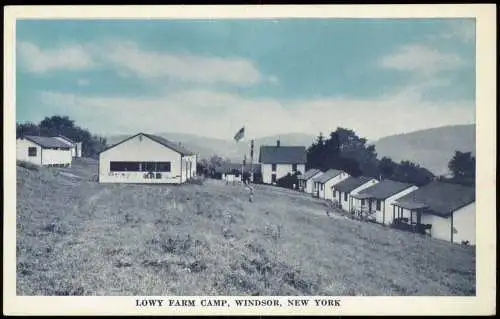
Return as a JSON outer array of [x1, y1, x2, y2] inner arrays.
[[16, 18, 475, 140]]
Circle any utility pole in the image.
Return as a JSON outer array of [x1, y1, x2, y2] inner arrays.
[[250, 139, 254, 183]]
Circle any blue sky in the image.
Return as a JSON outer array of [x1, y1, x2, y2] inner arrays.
[[16, 18, 476, 140]]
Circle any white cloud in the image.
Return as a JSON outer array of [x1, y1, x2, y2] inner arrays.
[[17, 41, 96, 73], [37, 82, 474, 141], [100, 40, 263, 86], [379, 44, 464, 76], [18, 40, 267, 87]]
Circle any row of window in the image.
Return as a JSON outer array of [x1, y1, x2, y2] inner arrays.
[[109, 161, 171, 172], [271, 164, 298, 172]]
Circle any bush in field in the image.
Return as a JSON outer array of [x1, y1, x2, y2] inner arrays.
[[17, 160, 39, 171], [276, 171, 301, 189]]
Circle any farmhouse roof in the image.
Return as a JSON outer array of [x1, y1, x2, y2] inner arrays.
[[357, 179, 414, 200], [258, 145, 306, 164], [312, 169, 344, 184], [99, 133, 194, 156], [333, 176, 375, 193], [297, 168, 322, 180], [22, 135, 72, 149], [394, 181, 475, 217]]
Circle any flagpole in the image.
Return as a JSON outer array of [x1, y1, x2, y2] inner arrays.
[[250, 139, 254, 184]]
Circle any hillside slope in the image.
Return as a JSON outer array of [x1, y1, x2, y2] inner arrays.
[[16, 159, 475, 296], [374, 124, 476, 176]]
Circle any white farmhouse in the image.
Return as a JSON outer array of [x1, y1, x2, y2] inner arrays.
[[311, 169, 349, 200], [16, 135, 73, 167], [297, 168, 323, 193], [53, 135, 83, 158], [351, 179, 418, 225], [332, 176, 379, 212], [258, 140, 306, 185], [98, 133, 197, 184], [392, 181, 475, 245]]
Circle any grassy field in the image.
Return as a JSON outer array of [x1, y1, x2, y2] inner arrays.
[[16, 158, 476, 296]]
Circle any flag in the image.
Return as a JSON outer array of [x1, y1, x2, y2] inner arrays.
[[234, 126, 245, 142]]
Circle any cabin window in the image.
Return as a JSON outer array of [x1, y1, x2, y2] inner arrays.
[[271, 164, 277, 172], [361, 199, 365, 206], [28, 147, 37, 157], [271, 174, 277, 183], [292, 164, 297, 172], [142, 162, 156, 172], [110, 161, 141, 172], [376, 199, 381, 211], [333, 191, 336, 198], [344, 192, 348, 201], [156, 162, 171, 172]]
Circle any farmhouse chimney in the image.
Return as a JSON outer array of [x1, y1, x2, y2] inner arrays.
[[277, 140, 280, 147]]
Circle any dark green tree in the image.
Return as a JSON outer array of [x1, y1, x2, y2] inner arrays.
[[448, 151, 475, 185]]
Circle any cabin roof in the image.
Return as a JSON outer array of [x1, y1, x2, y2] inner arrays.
[[333, 176, 375, 192], [394, 181, 475, 217], [312, 169, 344, 183], [297, 168, 322, 180], [22, 135, 72, 149], [357, 179, 415, 200]]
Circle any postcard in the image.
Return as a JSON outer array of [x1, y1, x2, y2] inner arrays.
[[3, 4, 496, 316]]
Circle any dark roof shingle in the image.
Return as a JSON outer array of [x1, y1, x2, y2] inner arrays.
[[357, 179, 415, 200], [394, 181, 475, 217], [312, 169, 344, 183], [23, 135, 72, 149], [297, 168, 322, 180], [333, 176, 375, 193], [258, 146, 306, 164]]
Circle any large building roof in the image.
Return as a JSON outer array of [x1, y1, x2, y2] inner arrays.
[[99, 133, 194, 156], [312, 169, 344, 184], [357, 179, 415, 200], [258, 145, 307, 164], [22, 135, 72, 149], [394, 181, 475, 217], [333, 176, 376, 193], [297, 168, 322, 180]]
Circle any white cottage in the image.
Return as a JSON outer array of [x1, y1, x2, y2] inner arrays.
[[53, 135, 83, 158], [258, 140, 306, 185], [392, 181, 476, 245], [311, 169, 349, 200], [351, 179, 418, 225], [332, 176, 379, 212], [297, 168, 323, 193], [16, 135, 73, 167], [98, 133, 197, 184]]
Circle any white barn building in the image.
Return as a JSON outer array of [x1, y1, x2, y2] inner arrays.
[[16, 135, 73, 167], [258, 141, 306, 185], [351, 179, 418, 225], [98, 133, 197, 184], [332, 176, 379, 212], [392, 181, 476, 245], [297, 168, 323, 193], [53, 135, 83, 158], [311, 169, 350, 200]]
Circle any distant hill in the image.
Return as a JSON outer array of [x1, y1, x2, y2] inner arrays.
[[373, 124, 476, 176], [106, 132, 317, 163]]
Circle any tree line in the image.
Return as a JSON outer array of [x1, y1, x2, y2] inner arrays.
[[305, 127, 475, 187], [16, 115, 108, 158]]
